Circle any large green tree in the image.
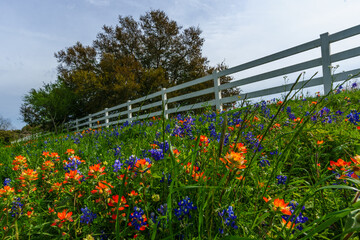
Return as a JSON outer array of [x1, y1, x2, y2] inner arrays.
[[20, 81, 79, 133], [55, 9, 238, 116]]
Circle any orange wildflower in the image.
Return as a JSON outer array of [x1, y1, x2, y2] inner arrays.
[[91, 180, 113, 195], [0, 186, 15, 198], [51, 209, 73, 227], [42, 160, 55, 171], [317, 140, 324, 145], [18, 169, 38, 182], [64, 170, 83, 183], [328, 158, 352, 171], [65, 149, 75, 155], [221, 151, 247, 170], [273, 198, 292, 215], [12, 155, 28, 171], [88, 163, 106, 179]]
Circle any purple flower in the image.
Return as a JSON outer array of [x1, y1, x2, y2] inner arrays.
[[80, 206, 97, 224]]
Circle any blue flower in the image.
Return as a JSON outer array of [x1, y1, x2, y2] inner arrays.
[[129, 207, 148, 230], [276, 175, 287, 185], [80, 206, 97, 224], [174, 196, 197, 221], [112, 159, 123, 172], [3, 178, 11, 186], [219, 206, 238, 234]]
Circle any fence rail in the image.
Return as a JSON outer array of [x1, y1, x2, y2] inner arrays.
[[66, 25, 360, 131]]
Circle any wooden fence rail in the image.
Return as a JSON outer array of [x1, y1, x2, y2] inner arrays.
[[66, 25, 360, 131]]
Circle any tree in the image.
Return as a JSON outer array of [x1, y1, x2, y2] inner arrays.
[[53, 9, 239, 119], [0, 115, 12, 130], [20, 81, 79, 133]]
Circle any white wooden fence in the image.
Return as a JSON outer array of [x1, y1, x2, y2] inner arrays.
[[66, 24, 360, 131]]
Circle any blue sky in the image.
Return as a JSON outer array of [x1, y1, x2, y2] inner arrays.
[[1, 0, 360, 129]]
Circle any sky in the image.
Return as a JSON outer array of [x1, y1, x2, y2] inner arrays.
[[1, 0, 360, 129]]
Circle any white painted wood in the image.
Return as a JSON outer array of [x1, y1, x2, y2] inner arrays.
[[66, 25, 360, 131], [127, 100, 132, 123], [162, 88, 168, 119], [320, 33, 332, 94], [105, 108, 109, 128]]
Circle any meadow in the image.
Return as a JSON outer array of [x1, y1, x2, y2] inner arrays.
[[1, 80, 360, 239]]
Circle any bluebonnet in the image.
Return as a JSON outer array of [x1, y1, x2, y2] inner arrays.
[[219, 206, 238, 234], [282, 201, 308, 231], [64, 156, 82, 172], [336, 85, 343, 94], [80, 206, 97, 224], [276, 175, 287, 185], [113, 146, 121, 157], [10, 198, 23, 217], [112, 159, 123, 172], [174, 196, 197, 221], [125, 155, 139, 169], [149, 148, 164, 161], [150, 203, 168, 228], [244, 131, 263, 152], [259, 156, 270, 167], [3, 178, 11, 186], [347, 110, 360, 125], [160, 172, 172, 185], [352, 82, 358, 89], [129, 207, 147, 230]]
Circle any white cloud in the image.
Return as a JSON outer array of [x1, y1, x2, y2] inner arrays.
[[84, 0, 111, 6]]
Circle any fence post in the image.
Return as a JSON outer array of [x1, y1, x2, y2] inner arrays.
[[75, 119, 79, 132], [162, 88, 169, 119], [88, 114, 92, 128], [127, 100, 132, 123], [105, 108, 109, 128], [320, 32, 332, 95], [213, 70, 223, 112]]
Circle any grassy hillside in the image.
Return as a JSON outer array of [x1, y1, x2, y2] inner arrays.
[[1, 82, 360, 239]]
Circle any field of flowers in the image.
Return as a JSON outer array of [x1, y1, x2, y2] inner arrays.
[[1, 82, 360, 239]]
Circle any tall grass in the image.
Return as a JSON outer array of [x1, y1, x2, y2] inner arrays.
[[1, 75, 360, 239]]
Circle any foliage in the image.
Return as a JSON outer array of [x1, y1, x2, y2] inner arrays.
[[54, 9, 239, 116], [0, 115, 12, 130], [20, 80, 79, 133], [3, 81, 360, 239]]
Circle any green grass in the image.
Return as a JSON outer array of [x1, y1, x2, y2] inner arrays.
[[1, 78, 360, 239]]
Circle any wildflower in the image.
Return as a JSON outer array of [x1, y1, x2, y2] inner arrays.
[[276, 175, 287, 185], [174, 196, 197, 220], [108, 195, 129, 220], [88, 163, 106, 179], [10, 197, 24, 217], [273, 199, 292, 215], [221, 151, 247, 170], [42, 160, 55, 171], [65, 149, 75, 155], [219, 206, 238, 234], [112, 159, 123, 172], [328, 158, 352, 172], [91, 180, 113, 195], [51, 209, 73, 228], [317, 140, 324, 145], [64, 169, 83, 183], [80, 206, 97, 224], [18, 169, 38, 182], [3, 178, 11, 186], [49, 182, 63, 193], [0, 185, 15, 199], [134, 158, 152, 173], [129, 207, 148, 231], [264, 197, 292, 216], [281, 201, 308, 231], [12, 155, 28, 171]]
